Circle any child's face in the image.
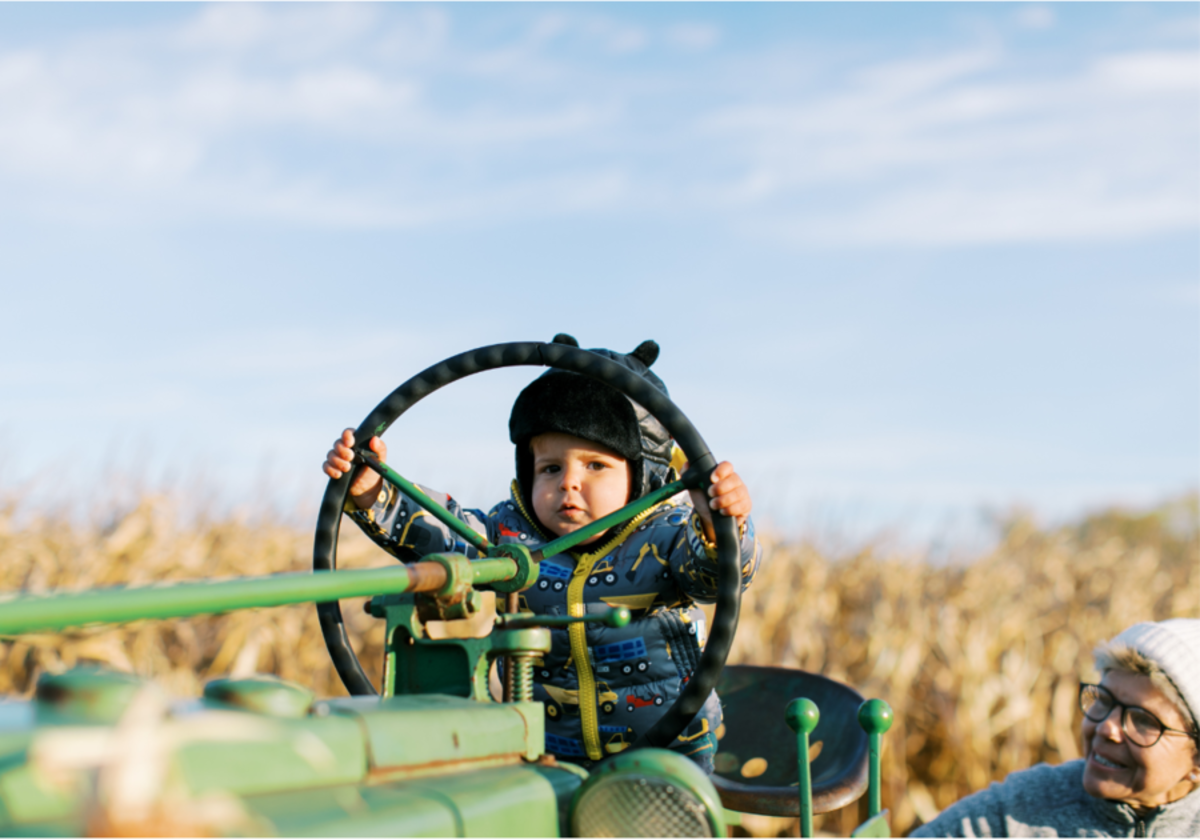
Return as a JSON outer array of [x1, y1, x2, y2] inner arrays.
[[530, 432, 632, 543]]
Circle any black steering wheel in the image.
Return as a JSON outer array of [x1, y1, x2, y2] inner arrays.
[[313, 341, 742, 752]]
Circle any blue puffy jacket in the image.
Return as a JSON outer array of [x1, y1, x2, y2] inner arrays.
[[348, 474, 761, 768]]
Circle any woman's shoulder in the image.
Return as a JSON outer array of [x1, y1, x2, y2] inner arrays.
[[909, 760, 1089, 837], [991, 759, 1087, 806]]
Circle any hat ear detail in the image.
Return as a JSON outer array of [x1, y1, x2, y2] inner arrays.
[[630, 340, 659, 368], [551, 334, 580, 347]]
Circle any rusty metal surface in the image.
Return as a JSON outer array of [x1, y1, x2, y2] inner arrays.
[[712, 665, 869, 816], [405, 561, 450, 593]]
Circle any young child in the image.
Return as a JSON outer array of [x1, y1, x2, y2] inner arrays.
[[322, 334, 761, 771]]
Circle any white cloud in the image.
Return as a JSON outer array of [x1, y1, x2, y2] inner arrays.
[[602, 24, 648, 55], [666, 23, 720, 52], [699, 46, 1198, 245], [175, 3, 379, 62], [850, 48, 1000, 99], [1015, 6, 1056, 32], [0, 6, 1194, 247], [1093, 51, 1199, 92], [776, 184, 1198, 247]]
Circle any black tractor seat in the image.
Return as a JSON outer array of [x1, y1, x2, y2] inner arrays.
[[712, 664, 870, 816]]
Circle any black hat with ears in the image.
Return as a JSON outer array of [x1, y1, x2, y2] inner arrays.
[[509, 334, 674, 526]]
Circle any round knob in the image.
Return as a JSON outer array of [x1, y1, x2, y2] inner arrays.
[[857, 698, 893, 735], [785, 697, 820, 735], [605, 607, 632, 628]]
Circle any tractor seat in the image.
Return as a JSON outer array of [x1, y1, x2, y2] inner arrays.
[[712, 665, 869, 816]]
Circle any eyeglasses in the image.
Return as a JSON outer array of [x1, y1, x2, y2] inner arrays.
[[1079, 683, 1196, 748]]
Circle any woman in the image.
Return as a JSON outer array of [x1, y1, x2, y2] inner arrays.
[[912, 619, 1200, 837]]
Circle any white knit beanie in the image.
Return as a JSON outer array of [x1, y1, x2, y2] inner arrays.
[[1109, 619, 1200, 735]]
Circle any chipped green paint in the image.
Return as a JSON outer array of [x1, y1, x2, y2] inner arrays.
[[203, 676, 315, 718], [0, 666, 576, 836], [35, 668, 143, 725]]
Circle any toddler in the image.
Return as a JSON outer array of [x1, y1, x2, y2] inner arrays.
[[323, 334, 761, 771]]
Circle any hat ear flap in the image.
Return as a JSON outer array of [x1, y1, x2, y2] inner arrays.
[[551, 334, 580, 347], [630, 340, 659, 368]]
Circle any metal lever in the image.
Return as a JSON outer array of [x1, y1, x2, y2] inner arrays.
[[495, 607, 631, 631], [786, 698, 820, 838]]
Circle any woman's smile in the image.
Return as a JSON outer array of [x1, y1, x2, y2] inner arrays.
[[1089, 753, 1127, 771]]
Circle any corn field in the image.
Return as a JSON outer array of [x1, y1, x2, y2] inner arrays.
[[0, 491, 1195, 836]]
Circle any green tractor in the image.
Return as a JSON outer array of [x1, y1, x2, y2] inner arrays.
[[0, 342, 893, 837]]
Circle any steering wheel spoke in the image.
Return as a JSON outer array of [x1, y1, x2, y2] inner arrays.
[[354, 448, 491, 554]]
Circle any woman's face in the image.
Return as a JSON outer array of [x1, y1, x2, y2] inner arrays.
[[1081, 669, 1199, 809]]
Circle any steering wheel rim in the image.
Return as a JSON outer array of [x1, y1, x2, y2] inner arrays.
[[313, 340, 742, 752]]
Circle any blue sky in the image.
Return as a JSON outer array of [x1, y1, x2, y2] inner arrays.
[[1, 3, 1196, 546]]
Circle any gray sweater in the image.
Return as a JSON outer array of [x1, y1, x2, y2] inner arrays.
[[909, 760, 1200, 837]]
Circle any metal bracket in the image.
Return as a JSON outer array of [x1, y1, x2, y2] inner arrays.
[[486, 543, 540, 594]]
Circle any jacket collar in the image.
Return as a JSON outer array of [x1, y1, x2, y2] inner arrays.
[[1085, 781, 1200, 832]]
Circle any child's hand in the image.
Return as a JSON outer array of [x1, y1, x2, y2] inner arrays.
[[323, 429, 388, 510], [686, 461, 752, 541]]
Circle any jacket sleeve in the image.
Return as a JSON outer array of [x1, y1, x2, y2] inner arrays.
[[344, 481, 494, 562], [908, 762, 1096, 838], [907, 783, 1008, 838], [666, 501, 762, 603]]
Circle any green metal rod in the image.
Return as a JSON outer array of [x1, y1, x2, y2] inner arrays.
[[0, 567, 424, 635], [857, 699, 894, 818], [786, 698, 820, 838], [357, 450, 491, 553], [469, 557, 518, 584], [498, 607, 631, 630], [533, 476, 697, 560], [869, 733, 881, 816]]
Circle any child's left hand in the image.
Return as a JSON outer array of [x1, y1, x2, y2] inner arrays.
[[686, 461, 752, 541]]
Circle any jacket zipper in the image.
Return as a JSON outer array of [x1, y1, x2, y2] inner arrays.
[[509, 480, 550, 542], [510, 480, 665, 760], [565, 506, 663, 760]]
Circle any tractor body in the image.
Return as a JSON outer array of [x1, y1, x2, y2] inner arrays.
[[0, 341, 892, 837]]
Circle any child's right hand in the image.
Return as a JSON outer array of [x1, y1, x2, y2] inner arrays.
[[323, 429, 388, 510]]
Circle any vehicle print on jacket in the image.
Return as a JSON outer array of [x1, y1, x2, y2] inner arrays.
[[547, 725, 638, 758], [496, 522, 529, 541], [541, 682, 620, 719], [602, 725, 637, 755], [625, 685, 665, 713], [534, 561, 570, 594], [545, 732, 586, 758], [626, 541, 670, 585], [679, 612, 706, 647], [584, 557, 620, 588], [592, 636, 651, 677]]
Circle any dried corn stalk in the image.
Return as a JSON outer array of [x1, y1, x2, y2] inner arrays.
[[0, 492, 1195, 837]]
